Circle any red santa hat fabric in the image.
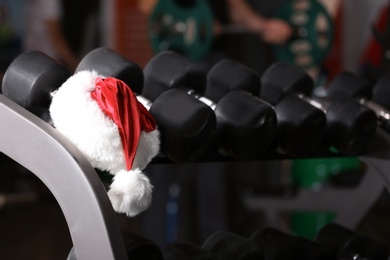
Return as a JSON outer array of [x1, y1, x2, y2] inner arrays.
[[91, 76, 157, 171]]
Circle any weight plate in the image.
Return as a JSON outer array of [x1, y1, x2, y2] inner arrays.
[[274, 0, 334, 69], [149, 0, 214, 60]]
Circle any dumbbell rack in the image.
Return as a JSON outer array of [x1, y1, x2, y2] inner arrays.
[[1, 92, 390, 260]]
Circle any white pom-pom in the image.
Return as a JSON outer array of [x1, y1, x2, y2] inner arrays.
[[108, 169, 153, 217]]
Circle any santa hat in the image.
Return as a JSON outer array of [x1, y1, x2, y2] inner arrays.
[[49, 70, 160, 217]]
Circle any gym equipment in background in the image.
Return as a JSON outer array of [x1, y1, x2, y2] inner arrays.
[[273, 0, 334, 69], [148, 0, 334, 69], [149, 0, 214, 61]]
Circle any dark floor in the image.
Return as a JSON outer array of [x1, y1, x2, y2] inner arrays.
[[1, 154, 390, 259]]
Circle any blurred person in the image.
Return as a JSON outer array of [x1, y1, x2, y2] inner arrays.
[[221, 0, 292, 45], [138, 0, 292, 73], [139, 0, 291, 45], [23, 0, 79, 71], [212, 0, 292, 73]]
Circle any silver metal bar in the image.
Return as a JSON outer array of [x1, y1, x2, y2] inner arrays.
[[187, 89, 217, 110]]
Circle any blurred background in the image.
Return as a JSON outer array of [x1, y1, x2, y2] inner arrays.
[[2, 0, 390, 259]]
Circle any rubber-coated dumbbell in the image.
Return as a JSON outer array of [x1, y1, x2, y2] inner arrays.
[[162, 241, 219, 260], [315, 223, 388, 260], [1, 51, 71, 124], [327, 71, 390, 133], [143, 51, 277, 160], [372, 74, 390, 131], [202, 230, 264, 260], [261, 61, 377, 155], [76, 47, 216, 163], [250, 227, 335, 260], [258, 63, 327, 156], [67, 230, 164, 260]]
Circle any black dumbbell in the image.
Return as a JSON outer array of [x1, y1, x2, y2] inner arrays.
[[143, 51, 277, 160], [261, 61, 378, 155], [162, 241, 219, 260], [202, 230, 264, 260], [327, 71, 390, 133], [372, 74, 390, 111], [315, 223, 389, 260], [259, 63, 326, 156], [1, 51, 72, 125], [250, 227, 336, 260], [372, 74, 390, 131], [76, 47, 216, 163], [67, 230, 164, 260]]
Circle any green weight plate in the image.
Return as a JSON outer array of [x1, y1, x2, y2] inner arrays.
[[149, 0, 214, 60], [274, 0, 334, 69]]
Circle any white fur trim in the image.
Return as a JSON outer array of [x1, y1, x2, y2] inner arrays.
[[108, 169, 153, 217], [133, 129, 160, 170]]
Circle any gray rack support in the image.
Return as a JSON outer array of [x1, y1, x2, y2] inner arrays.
[[0, 94, 128, 260]]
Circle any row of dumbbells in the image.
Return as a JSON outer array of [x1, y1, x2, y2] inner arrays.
[[1, 48, 390, 162], [67, 223, 389, 260]]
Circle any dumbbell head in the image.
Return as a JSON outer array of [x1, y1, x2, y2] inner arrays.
[[250, 227, 304, 260], [206, 59, 260, 102], [372, 73, 390, 110], [215, 91, 277, 159], [326, 71, 372, 100], [326, 98, 377, 155], [274, 95, 327, 157], [316, 223, 388, 260], [143, 50, 207, 101], [207, 60, 275, 159], [162, 241, 219, 260], [372, 74, 390, 133], [319, 72, 378, 154], [142, 51, 214, 159], [202, 231, 264, 260], [75, 47, 143, 94], [260, 62, 327, 156], [68, 231, 164, 260], [150, 88, 216, 162], [2, 51, 71, 122], [250, 227, 335, 260], [260, 61, 314, 106]]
